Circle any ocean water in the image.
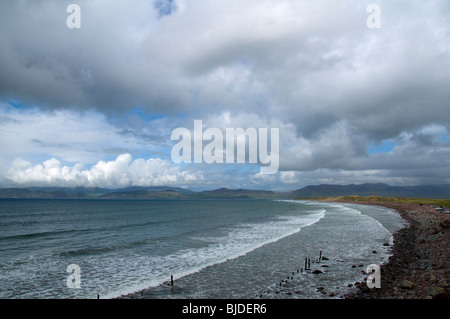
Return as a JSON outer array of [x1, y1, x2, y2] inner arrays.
[[0, 199, 406, 299]]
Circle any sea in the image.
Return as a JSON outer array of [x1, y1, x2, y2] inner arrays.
[[0, 199, 407, 299]]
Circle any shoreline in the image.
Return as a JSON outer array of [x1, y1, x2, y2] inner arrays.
[[114, 200, 449, 300], [328, 201, 450, 299]]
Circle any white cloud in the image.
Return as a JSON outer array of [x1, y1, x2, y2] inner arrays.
[[5, 154, 203, 188], [279, 171, 301, 184], [0, 104, 175, 164]]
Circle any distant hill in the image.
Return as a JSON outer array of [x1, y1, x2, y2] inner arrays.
[[197, 188, 282, 199], [0, 183, 449, 200], [0, 188, 91, 199], [99, 187, 195, 200], [0, 186, 282, 200], [290, 183, 450, 199]]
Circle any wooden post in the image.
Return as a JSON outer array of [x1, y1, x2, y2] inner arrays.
[[308, 258, 311, 269], [319, 251, 322, 261], [305, 258, 307, 270], [171, 275, 174, 286]]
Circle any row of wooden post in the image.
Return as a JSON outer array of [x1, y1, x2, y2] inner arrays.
[[303, 250, 323, 271], [96, 251, 324, 299], [272, 250, 324, 296], [169, 250, 323, 290], [304, 258, 311, 270]]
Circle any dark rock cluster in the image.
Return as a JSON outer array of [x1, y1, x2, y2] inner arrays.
[[345, 203, 449, 299]]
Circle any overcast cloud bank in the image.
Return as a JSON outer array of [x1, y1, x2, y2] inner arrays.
[[1, 0, 449, 189]]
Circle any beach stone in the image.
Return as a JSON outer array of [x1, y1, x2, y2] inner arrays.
[[440, 220, 450, 229], [399, 280, 414, 289], [437, 279, 449, 288], [427, 287, 448, 299], [312, 270, 323, 274], [428, 274, 438, 283], [321, 257, 329, 261]]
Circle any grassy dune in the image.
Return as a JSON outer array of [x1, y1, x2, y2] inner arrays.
[[305, 195, 450, 207]]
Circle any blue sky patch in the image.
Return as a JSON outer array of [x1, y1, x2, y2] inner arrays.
[[368, 140, 396, 155], [154, 0, 176, 18]]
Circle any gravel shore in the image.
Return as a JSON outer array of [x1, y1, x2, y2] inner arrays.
[[342, 202, 449, 299]]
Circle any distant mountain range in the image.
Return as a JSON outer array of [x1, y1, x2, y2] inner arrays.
[[288, 183, 450, 199], [0, 183, 449, 199]]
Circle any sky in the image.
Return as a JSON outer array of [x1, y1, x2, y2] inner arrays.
[[0, 0, 450, 191]]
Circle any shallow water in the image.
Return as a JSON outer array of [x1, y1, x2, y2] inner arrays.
[[0, 199, 404, 299]]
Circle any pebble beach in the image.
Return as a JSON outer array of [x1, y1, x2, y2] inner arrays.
[[342, 202, 449, 299]]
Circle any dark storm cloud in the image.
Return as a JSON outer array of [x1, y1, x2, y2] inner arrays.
[[1, 0, 449, 132], [0, 0, 189, 114]]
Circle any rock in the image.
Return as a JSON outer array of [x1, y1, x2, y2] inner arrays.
[[440, 220, 450, 229], [316, 287, 325, 291], [437, 279, 449, 288], [372, 250, 377, 254], [321, 257, 329, 261], [312, 270, 323, 274], [399, 280, 414, 289], [428, 274, 438, 284], [427, 287, 448, 299], [358, 264, 364, 267], [383, 242, 390, 246], [351, 265, 356, 268]]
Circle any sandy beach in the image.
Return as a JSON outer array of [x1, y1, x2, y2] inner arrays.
[[337, 201, 450, 299]]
